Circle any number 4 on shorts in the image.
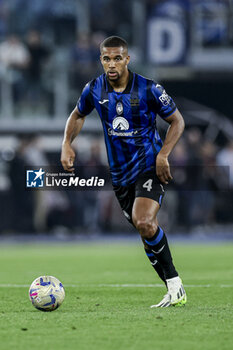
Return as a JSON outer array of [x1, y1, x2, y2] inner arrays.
[[143, 179, 153, 192]]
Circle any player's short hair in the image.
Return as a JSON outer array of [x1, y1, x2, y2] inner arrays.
[[100, 36, 128, 53]]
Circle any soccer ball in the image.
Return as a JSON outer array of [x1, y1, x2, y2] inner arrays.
[[29, 276, 65, 311]]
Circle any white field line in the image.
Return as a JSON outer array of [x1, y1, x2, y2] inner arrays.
[[0, 283, 232, 288]]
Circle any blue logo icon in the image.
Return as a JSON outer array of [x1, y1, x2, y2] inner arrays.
[[26, 168, 45, 188]]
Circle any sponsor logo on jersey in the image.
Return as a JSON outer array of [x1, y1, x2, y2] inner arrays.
[[108, 116, 139, 137], [130, 98, 140, 106], [112, 116, 129, 131], [108, 129, 138, 137], [159, 91, 171, 106], [99, 99, 109, 104], [116, 101, 123, 115]]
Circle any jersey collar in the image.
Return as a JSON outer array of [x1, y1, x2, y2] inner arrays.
[[105, 70, 134, 94]]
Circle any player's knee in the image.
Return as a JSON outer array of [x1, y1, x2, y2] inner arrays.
[[133, 218, 157, 239]]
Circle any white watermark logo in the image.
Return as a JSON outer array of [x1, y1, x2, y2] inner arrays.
[[26, 168, 45, 187], [26, 168, 105, 190], [45, 175, 104, 187]]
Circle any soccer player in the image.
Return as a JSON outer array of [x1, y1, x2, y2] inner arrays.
[[61, 36, 186, 307]]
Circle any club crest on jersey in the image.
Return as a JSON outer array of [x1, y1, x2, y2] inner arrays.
[[112, 116, 129, 131], [116, 101, 123, 115]]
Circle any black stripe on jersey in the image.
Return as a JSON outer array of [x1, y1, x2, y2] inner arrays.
[[146, 79, 158, 159], [99, 80, 120, 171], [146, 79, 156, 127], [131, 74, 147, 172], [113, 94, 136, 183], [102, 75, 136, 185], [113, 93, 135, 183]]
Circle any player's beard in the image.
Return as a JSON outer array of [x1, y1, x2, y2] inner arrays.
[[107, 71, 119, 81]]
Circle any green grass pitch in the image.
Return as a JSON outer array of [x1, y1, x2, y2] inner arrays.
[[0, 241, 232, 350]]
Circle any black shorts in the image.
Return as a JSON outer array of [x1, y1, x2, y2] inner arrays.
[[113, 170, 165, 224]]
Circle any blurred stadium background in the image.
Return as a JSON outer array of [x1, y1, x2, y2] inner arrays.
[[0, 0, 232, 238]]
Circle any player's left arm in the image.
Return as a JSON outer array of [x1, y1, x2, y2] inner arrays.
[[156, 109, 185, 184]]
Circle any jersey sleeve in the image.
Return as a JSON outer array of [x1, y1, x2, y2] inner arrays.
[[150, 83, 177, 119], [77, 82, 95, 116]]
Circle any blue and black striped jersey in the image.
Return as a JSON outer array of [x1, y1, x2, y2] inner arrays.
[[77, 71, 177, 186]]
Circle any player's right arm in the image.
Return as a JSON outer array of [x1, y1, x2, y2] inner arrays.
[[61, 80, 95, 172], [61, 107, 85, 172]]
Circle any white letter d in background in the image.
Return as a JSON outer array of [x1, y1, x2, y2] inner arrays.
[[148, 18, 186, 64]]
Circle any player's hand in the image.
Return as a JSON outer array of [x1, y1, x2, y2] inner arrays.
[[156, 153, 173, 184], [61, 143, 75, 172]]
